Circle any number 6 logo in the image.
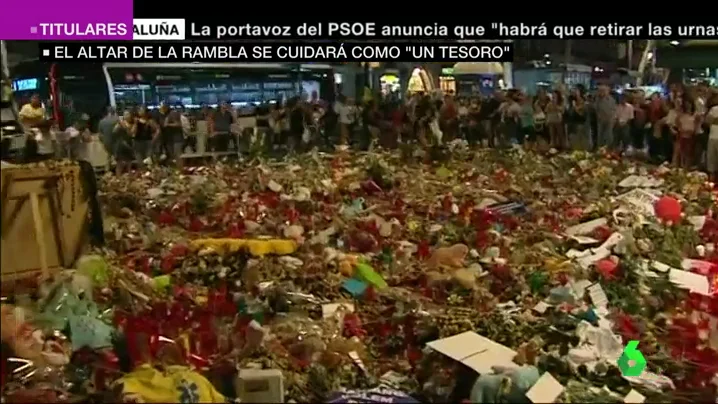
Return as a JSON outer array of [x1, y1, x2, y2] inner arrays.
[[618, 340, 647, 377]]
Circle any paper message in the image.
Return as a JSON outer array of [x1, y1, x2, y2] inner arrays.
[[427, 331, 517, 375], [526, 372, 564, 403]]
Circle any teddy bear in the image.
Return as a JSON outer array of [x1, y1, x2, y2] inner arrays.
[[427, 244, 469, 269]]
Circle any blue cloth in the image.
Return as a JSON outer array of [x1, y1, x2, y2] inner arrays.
[[343, 279, 368, 297]]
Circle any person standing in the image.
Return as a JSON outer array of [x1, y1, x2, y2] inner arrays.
[[672, 97, 700, 169], [179, 108, 194, 154], [112, 110, 136, 175], [288, 98, 306, 152], [594, 85, 617, 149], [335, 96, 356, 145], [210, 101, 235, 153], [546, 90, 566, 149], [501, 92, 521, 147], [646, 93, 666, 162], [567, 91, 590, 151], [135, 106, 158, 166], [614, 95, 635, 152], [66, 114, 104, 247], [19, 94, 55, 162], [98, 107, 119, 164], [706, 92, 718, 182], [517, 93, 534, 148], [254, 102, 272, 152], [467, 98, 482, 147], [157, 103, 183, 161], [440, 94, 458, 142], [484, 91, 504, 148], [694, 83, 709, 169]]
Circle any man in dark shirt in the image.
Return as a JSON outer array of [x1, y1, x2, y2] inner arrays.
[[481, 91, 504, 147], [288, 98, 305, 152], [211, 101, 235, 153], [157, 103, 183, 163]]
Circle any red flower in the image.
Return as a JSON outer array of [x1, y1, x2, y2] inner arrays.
[[160, 255, 176, 274], [406, 346, 422, 366], [417, 240, 431, 259], [170, 244, 189, 257], [343, 313, 366, 338], [157, 210, 175, 225], [257, 192, 280, 209], [361, 180, 383, 195], [363, 286, 377, 301], [592, 225, 613, 242], [285, 207, 300, 224], [377, 322, 393, 338], [188, 217, 205, 232], [442, 194, 454, 212], [227, 222, 245, 239], [474, 231, 492, 251], [472, 209, 497, 231], [615, 313, 641, 341], [565, 207, 583, 220], [596, 259, 619, 281]]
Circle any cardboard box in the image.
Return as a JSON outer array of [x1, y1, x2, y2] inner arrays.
[[235, 369, 284, 403]]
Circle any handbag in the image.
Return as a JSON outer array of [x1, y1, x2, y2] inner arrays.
[[302, 126, 311, 144]]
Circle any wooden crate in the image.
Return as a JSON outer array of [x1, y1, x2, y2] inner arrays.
[[1, 162, 89, 283]]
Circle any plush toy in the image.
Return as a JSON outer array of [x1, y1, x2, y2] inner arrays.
[[654, 196, 682, 223], [452, 268, 478, 289], [283, 225, 305, 243], [338, 254, 359, 277], [470, 366, 540, 403], [190, 238, 298, 257], [0, 304, 68, 367], [428, 244, 469, 269]]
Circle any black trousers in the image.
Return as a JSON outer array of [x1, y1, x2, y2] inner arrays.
[[78, 160, 105, 247], [1, 137, 11, 160], [210, 132, 231, 152], [157, 134, 178, 161]]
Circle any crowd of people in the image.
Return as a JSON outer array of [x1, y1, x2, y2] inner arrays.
[[4, 82, 718, 184], [1, 81, 715, 249]]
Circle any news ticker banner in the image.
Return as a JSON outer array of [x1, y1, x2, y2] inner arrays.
[[3, 16, 718, 40], [37, 42, 514, 63]]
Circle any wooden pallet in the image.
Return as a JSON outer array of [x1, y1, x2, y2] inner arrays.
[[1, 163, 89, 286]]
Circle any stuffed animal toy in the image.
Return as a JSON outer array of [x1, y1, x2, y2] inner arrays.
[[0, 304, 68, 367], [190, 238, 298, 257], [427, 244, 469, 269]]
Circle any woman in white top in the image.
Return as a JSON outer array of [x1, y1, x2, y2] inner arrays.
[[671, 97, 701, 169], [546, 91, 566, 149]]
